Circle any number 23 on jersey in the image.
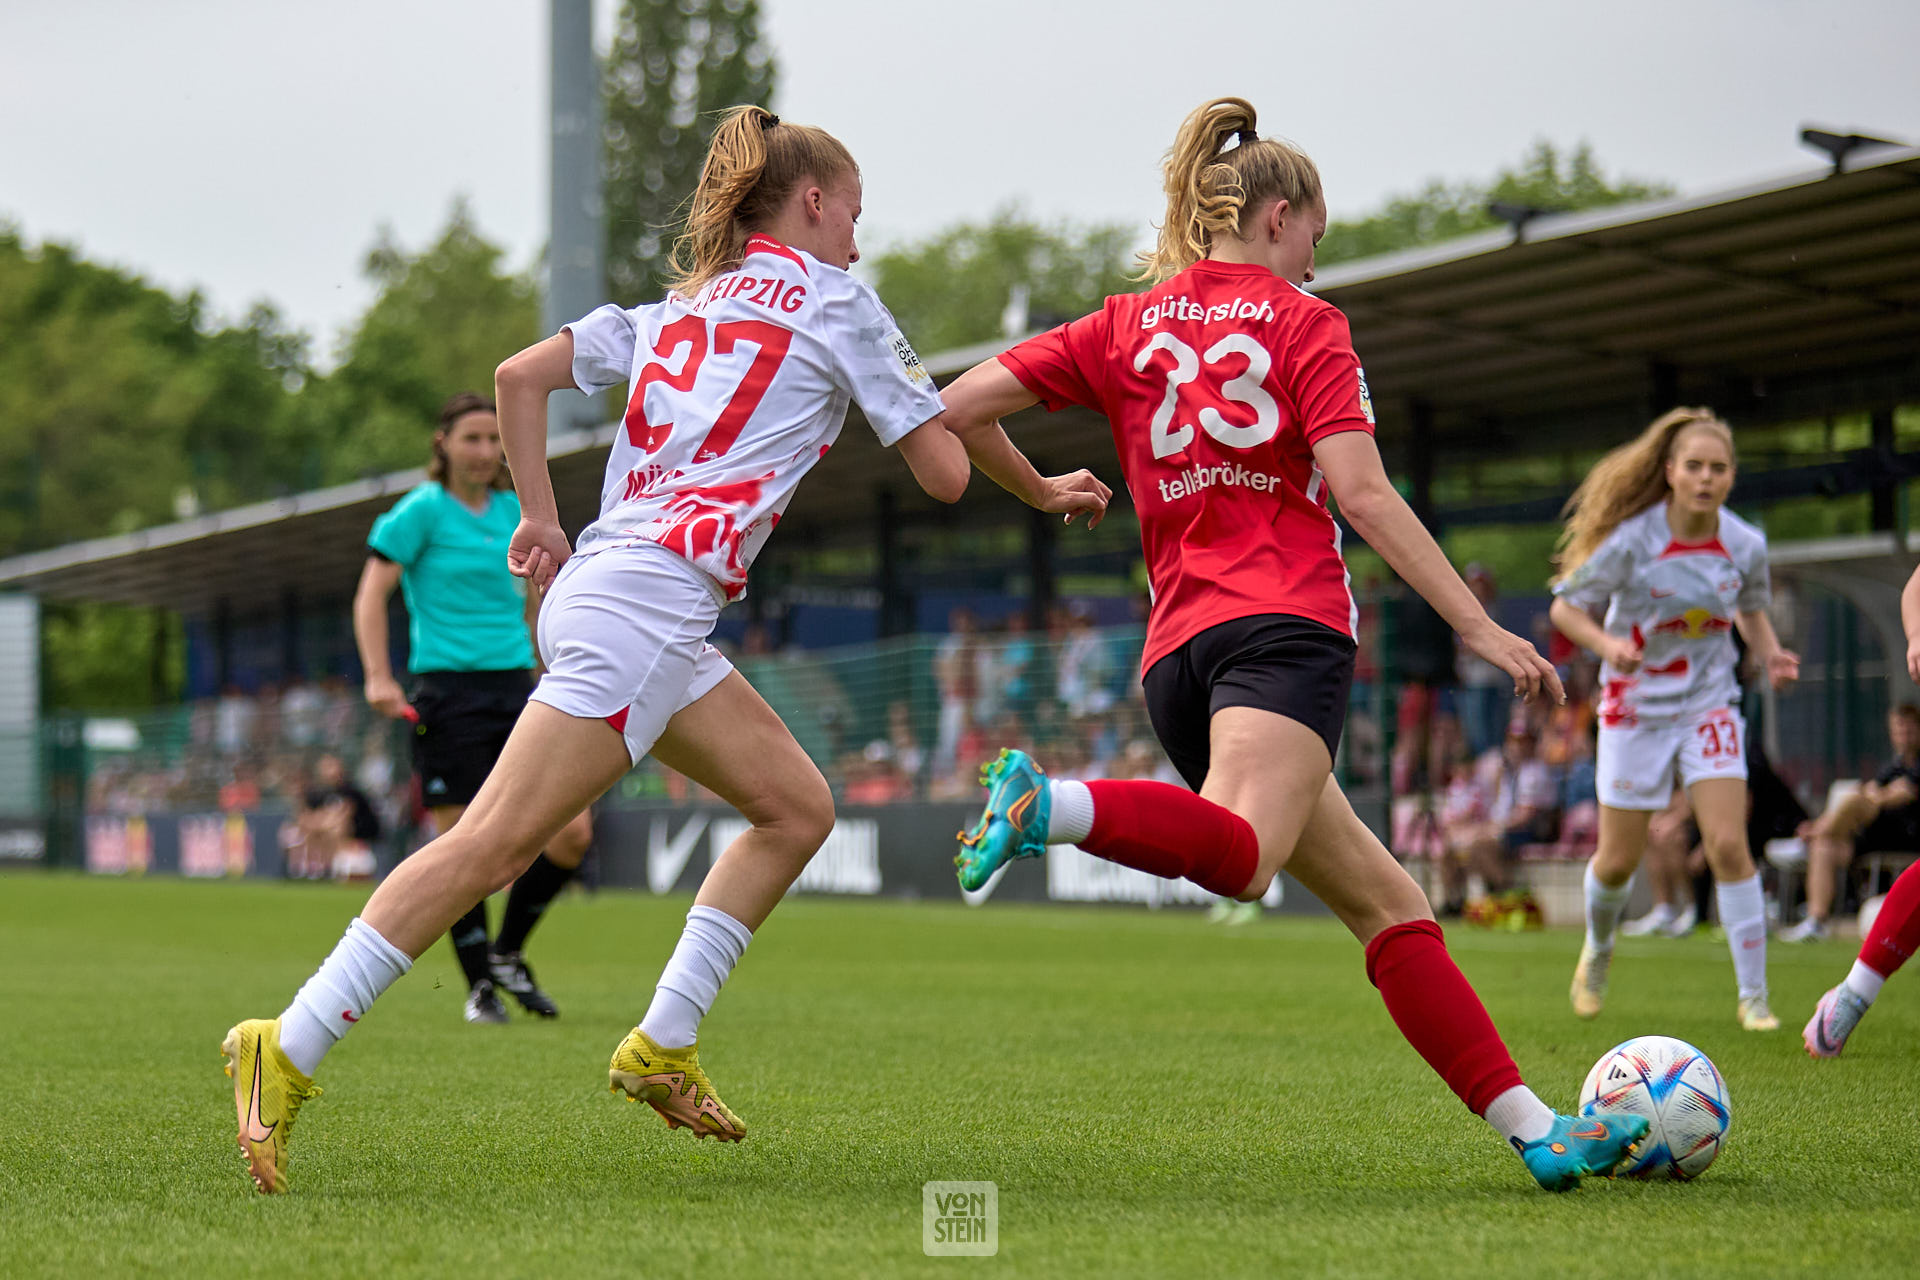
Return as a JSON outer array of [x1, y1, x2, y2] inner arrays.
[[1133, 331, 1281, 460]]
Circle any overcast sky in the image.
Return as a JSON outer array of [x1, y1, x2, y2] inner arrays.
[[3, 0, 1915, 362]]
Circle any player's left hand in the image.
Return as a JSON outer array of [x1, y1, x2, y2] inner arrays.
[[1908, 636, 1920, 685], [1036, 470, 1112, 530], [1464, 620, 1566, 704], [508, 517, 572, 591], [1764, 647, 1800, 690]]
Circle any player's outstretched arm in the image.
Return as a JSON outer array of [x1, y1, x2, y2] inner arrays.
[[494, 333, 580, 590], [1547, 597, 1641, 672], [1314, 430, 1562, 704], [938, 360, 1111, 528], [352, 557, 414, 720], [1904, 564, 1920, 684], [894, 416, 971, 504], [1734, 607, 1800, 690]]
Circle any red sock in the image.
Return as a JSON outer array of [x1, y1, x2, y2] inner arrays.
[[1365, 919, 1524, 1115], [1080, 780, 1258, 897], [1860, 859, 1920, 979]]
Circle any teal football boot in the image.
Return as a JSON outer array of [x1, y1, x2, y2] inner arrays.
[[955, 749, 1051, 891], [1512, 1111, 1650, 1191]]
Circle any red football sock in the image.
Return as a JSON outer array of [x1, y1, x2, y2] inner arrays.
[[1080, 780, 1258, 897], [1365, 919, 1524, 1115], [1860, 858, 1920, 979]]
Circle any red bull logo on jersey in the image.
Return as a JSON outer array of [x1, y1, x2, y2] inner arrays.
[[1140, 295, 1276, 329], [1648, 608, 1733, 641]]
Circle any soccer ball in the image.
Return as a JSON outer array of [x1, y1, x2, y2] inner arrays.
[[1578, 1035, 1730, 1180]]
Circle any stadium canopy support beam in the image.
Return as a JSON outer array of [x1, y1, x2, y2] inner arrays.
[[875, 489, 911, 639], [213, 597, 233, 691], [1649, 360, 1680, 418], [1027, 504, 1057, 630], [1871, 406, 1898, 532], [1406, 398, 1437, 532]]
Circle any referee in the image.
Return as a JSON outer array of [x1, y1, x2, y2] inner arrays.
[[353, 392, 594, 1022]]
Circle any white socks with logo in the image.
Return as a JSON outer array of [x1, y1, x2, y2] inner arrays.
[[1484, 1084, 1556, 1145], [638, 905, 754, 1047], [1045, 780, 1095, 845], [1843, 960, 1886, 1004], [1716, 875, 1768, 1000], [1583, 865, 1631, 952], [278, 917, 414, 1076]]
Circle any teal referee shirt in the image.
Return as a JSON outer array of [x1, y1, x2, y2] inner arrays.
[[366, 483, 534, 673]]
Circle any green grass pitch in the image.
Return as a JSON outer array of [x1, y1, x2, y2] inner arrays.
[[2, 870, 1914, 1278]]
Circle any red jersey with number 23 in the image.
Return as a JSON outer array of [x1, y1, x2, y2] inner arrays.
[[565, 234, 944, 599], [1000, 259, 1375, 675]]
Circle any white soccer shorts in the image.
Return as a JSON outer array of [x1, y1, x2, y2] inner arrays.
[[1596, 706, 1748, 811], [530, 544, 734, 764]]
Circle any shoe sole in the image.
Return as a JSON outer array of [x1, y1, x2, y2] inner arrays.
[[219, 1026, 283, 1194], [609, 1068, 745, 1142]]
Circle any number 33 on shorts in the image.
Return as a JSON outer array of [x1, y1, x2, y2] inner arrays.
[[1598, 707, 1747, 809]]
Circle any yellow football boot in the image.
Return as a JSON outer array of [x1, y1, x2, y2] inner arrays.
[[1570, 943, 1610, 1020], [220, 1018, 321, 1194], [608, 1028, 745, 1141]]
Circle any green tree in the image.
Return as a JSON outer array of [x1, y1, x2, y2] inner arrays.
[[0, 228, 308, 557], [868, 209, 1137, 354], [300, 199, 540, 482], [602, 0, 777, 303], [1319, 141, 1672, 266]]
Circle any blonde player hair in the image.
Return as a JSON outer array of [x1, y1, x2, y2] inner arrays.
[[665, 105, 859, 296], [1553, 408, 1737, 580], [1137, 96, 1324, 285]]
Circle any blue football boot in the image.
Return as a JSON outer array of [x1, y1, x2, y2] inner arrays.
[[955, 749, 1051, 891], [1513, 1111, 1650, 1191]]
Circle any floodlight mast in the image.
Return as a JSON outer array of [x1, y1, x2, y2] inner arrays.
[[547, 0, 603, 431]]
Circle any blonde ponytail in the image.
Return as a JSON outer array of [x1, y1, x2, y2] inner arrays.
[[1138, 96, 1323, 284], [665, 105, 858, 296], [1554, 408, 1736, 580]]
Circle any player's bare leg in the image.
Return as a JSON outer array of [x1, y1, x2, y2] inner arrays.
[[608, 672, 836, 1141], [1195, 707, 1335, 900], [1689, 776, 1776, 1029], [1573, 805, 1654, 1018], [222, 705, 628, 1193], [1282, 778, 1646, 1188]]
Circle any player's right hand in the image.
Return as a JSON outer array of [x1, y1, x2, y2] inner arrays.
[[1600, 636, 1644, 673], [1464, 621, 1566, 704], [1036, 469, 1112, 530], [364, 675, 414, 722], [508, 517, 572, 591]]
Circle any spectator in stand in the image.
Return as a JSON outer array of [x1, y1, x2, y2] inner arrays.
[[220, 762, 263, 813], [1782, 704, 1920, 942], [1443, 722, 1558, 917], [884, 701, 926, 797], [282, 679, 325, 749], [845, 740, 913, 805], [933, 608, 978, 776], [1454, 565, 1508, 758], [214, 685, 255, 757]]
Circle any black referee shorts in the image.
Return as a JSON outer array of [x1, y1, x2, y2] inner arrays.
[[1142, 613, 1357, 792], [409, 669, 536, 808]]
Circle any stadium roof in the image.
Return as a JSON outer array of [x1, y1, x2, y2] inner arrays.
[[5, 144, 1918, 613]]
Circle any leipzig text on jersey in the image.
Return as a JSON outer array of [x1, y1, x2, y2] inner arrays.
[[1139, 295, 1278, 330]]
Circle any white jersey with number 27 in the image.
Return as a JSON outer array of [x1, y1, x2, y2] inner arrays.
[[564, 234, 944, 599]]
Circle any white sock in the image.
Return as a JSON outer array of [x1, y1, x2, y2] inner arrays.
[[1046, 779, 1094, 844], [638, 905, 753, 1047], [1583, 865, 1631, 952], [1844, 959, 1887, 1005], [278, 917, 413, 1076], [1640, 902, 1675, 925], [1716, 874, 1769, 1000], [1483, 1085, 1555, 1144]]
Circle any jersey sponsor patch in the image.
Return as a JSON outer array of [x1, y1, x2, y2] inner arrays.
[[1356, 367, 1375, 424], [887, 330, 931, 385]]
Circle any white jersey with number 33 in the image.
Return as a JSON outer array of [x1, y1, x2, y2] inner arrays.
[[564, 234, 944, 598]]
